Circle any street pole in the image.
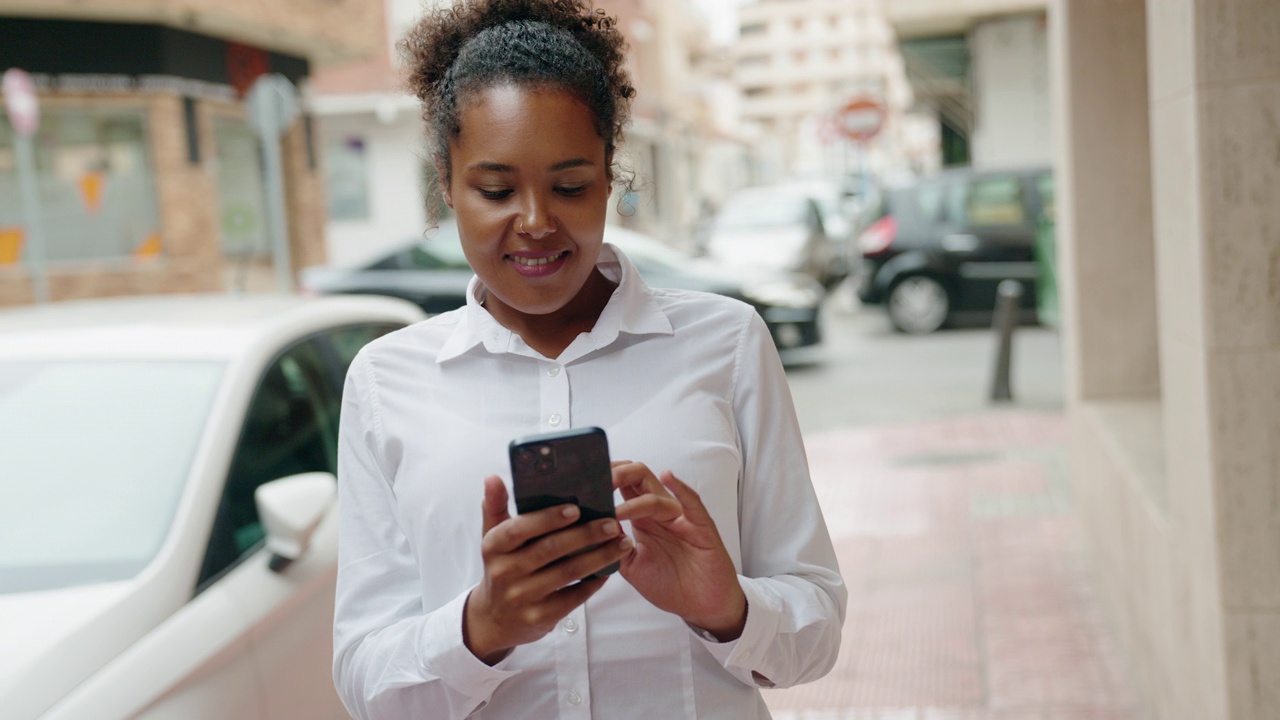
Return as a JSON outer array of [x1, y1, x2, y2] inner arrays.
[[246, 74, 299, 293], [990, 279, 1024, 402], [4, 68, 49, 304], [12, 132, 49, 303]]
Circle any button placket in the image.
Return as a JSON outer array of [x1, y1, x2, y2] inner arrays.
[[540, 360, 570, 431]]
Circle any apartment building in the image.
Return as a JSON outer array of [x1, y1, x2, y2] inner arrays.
[[0, 0, 380, 306], [730, 0, 923, 181], [885, 0, 1050, 167]]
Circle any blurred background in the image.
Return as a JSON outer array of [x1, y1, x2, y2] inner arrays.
[[1, 0, 1277, 719]]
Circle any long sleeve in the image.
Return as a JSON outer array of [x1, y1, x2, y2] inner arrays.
[[696, 312, 847, 689], [331, 352, 517, 719]]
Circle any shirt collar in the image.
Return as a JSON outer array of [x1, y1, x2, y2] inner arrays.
[[435, 242, 673, 364]]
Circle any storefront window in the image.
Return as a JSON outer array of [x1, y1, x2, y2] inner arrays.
[[0, 107, 161, 266], [325, 136, 370, 221], [213, 116, 269, 258]]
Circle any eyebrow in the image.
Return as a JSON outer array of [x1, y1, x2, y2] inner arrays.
[[467, 158, 595, 173]]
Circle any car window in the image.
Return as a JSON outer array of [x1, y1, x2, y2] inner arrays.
[[0, 361, 224, 594], [943, 178, 968, 225], [367, 225, 472, 272], [197, 337, 342, 590], [327, 323, 402, 374], [967, 176, 1027, 227], [912, 181, 945, 223]]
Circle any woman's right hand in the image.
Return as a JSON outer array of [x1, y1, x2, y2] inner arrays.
[[463, 475, 631, 664]]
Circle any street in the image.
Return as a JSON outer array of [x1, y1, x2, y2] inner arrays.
[[765, 289, 1137, 720], [781, 284, 1065, 434]]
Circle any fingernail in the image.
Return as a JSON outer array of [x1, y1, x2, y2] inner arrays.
[[602, 520, 618, 536], [562, 505, 579, 519], [620, 536, 634, 551]]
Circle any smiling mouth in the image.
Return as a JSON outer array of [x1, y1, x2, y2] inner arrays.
[[508, 251, 568, 267]]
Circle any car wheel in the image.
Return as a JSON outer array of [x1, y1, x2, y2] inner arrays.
[[887, 275, 949, 334]]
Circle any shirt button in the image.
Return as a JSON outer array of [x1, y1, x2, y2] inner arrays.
[[547, 364, 561, 377], [549, 413, 562, 427], [564, 618, 578, 633], [567, 690, 582, 706]]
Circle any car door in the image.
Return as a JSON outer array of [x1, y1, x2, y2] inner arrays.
[[950, 172, 1040, 313], [242, 323, 402, 720]]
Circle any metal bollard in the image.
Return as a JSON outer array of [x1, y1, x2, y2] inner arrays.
[[989, 279, 1024, 402]]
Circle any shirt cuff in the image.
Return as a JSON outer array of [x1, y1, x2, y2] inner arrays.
[[688, 577, 781, 687], [419, 590, 520, 700]]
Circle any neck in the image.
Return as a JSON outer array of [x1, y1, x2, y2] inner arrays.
[[486, 268, 617, 358]]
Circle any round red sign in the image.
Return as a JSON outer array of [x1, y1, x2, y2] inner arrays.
[[836, 97, 885, 143]]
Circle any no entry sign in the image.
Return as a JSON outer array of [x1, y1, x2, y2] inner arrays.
[[836, 97, 885, 143]]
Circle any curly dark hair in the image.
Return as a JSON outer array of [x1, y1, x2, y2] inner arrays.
[[399, 0, 636, 210]]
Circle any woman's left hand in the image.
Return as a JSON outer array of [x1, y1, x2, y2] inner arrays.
[[612, 461, 747, 641]]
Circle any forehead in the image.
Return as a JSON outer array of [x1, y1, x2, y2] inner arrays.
[[452, 84, 605, 163]]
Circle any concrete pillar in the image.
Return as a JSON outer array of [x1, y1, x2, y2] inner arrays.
[[1056, 0, 1280, 717], [1183, 1, 1280, 717]]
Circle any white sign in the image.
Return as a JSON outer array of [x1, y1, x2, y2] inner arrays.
[[3, 68, 39, 137], [246, 74, 299, 138]]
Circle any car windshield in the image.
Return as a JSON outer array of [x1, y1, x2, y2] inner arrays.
[[369, 224, 473, 271], [0, 360, 224, 594], [715, 193, 809, 229], [607, 231, 688, 273]]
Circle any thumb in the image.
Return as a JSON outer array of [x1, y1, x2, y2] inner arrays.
[[481, 475, 510, 536]]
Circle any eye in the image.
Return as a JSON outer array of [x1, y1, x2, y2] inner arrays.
[[478, 187, 512, 200], [556, 185, 588, 197]]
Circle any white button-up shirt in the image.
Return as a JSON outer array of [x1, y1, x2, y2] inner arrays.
[[333, 244, 846, 719]]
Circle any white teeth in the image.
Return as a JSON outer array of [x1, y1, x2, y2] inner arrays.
[[511, 252, 565, 267]]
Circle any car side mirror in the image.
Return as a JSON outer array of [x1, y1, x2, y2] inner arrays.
[[254, 472, 337, 573]]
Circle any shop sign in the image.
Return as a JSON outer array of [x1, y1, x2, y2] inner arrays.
[[22, 73, 235, 102]]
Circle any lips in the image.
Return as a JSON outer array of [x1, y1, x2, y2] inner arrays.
[[506, 250, 570, 277]]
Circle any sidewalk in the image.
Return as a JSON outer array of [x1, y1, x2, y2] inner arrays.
[[764, 410, 1139, 720]]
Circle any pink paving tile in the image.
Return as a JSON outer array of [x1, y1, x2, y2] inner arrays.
[[766, 412, 1137, 720]]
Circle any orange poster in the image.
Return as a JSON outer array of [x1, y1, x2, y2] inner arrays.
[[79, 171, 105, 214], [133, 232, 163, 259], [0, 227, 23, 264]]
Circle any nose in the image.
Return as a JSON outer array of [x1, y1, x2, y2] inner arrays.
[[516, 191, 555, 239]]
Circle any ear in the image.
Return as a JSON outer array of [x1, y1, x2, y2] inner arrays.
[[434, 156, 453, 209]]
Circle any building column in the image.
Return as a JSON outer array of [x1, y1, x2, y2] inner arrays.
[[1180, 1, 1280, 718]]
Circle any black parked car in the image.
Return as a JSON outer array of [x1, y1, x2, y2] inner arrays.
[[856, 165, 1054, 334], [302, 222, 825, 350]]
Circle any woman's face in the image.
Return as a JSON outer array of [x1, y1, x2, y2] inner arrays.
[[445, 84, 611, 319]]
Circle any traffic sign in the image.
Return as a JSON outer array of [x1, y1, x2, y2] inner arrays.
[[3, 68, 40, 137], [836, 97, 885, 143], [245, 73, 299, 138]]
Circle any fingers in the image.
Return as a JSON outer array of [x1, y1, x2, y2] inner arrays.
[[481, 475, 511, 536], [484, 502, 581, 555], [615, 493, 682, 523], [658, 471, 712, 524], [612, 461, 672, 500]]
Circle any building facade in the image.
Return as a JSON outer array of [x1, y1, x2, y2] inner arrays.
[[886, 0, 1050, 168], [311, 0, 743, 266], [1053, 1, 1280, 718], [729, 0, 925, 182], [0, 0, 379, 306]]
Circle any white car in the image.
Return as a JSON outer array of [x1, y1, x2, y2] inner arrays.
[[0, 294, 425, 720]]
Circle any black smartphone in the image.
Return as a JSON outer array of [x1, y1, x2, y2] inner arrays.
[[508, 426, 619, 578]]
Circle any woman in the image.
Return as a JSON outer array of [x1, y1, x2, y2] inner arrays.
[[332, 1, 846, 717]]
